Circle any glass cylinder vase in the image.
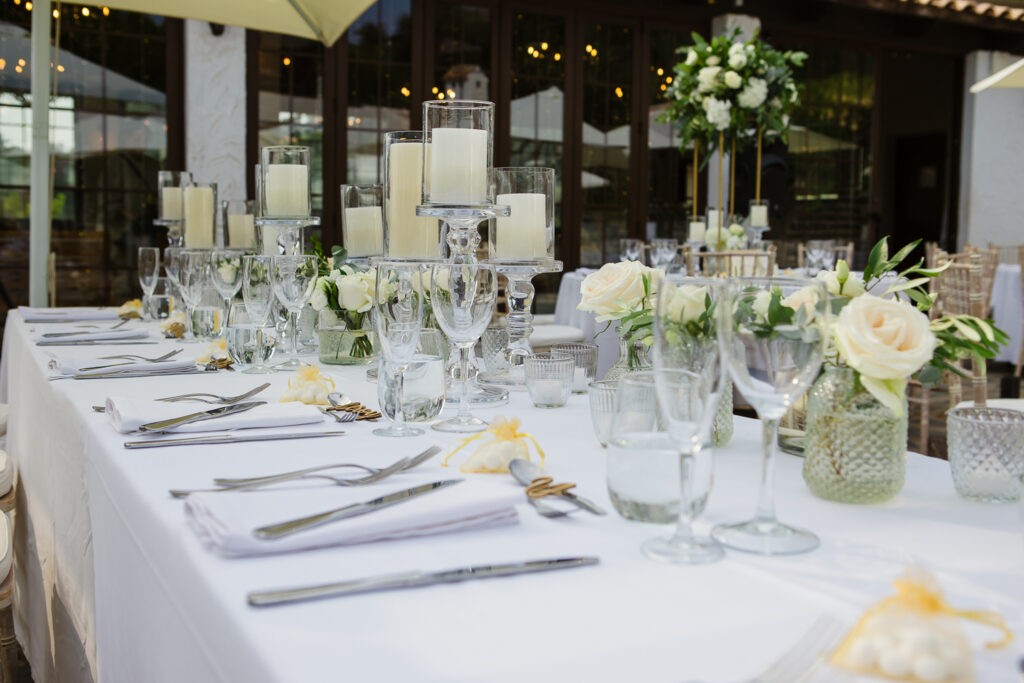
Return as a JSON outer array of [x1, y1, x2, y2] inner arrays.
[[317, 309, 376, 366], [802, 366, 907, 504], [603, 332, 652, 381]]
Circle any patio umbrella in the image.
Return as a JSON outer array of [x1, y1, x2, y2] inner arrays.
[[27, 1, 374, 305], [969, 57, 1024, 93]]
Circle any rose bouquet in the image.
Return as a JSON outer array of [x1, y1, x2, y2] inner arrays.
[[310, 262, 378, 361]]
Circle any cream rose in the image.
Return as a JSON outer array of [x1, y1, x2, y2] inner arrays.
[[337, 272, 375, 313], [751, 290, 772, 319], [833, 296, 936, 415], [782, 285, 820, 316], [663, 284, 709, 325], [578, 260, 654, 322], [815, 267, 865, 298]]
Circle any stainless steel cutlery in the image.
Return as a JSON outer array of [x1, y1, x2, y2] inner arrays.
[[155, 383, 271, 404], [138, 401, 265, 433], [125, 431, 346, 449]]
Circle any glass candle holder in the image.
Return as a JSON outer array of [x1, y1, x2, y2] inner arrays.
[[421, 100, 494, 207], [588, 378, 618, 447], [383, 131, 442, 258], [524, 352, 573, 408], [261, 146, 311, 218], [341, 184, 384, 258], [183, 182, 216, 248], [223, 200, 256, 248], [489, 167, 554, 261], [749, 199, 770, 229], [157, 171, 191, 221], [551, 342, 598, 394], [948, 406, 1024, 503]]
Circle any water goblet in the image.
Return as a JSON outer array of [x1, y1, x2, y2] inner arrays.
[[210, 248, 248, 313], [642, 276, 729, 564], [374, 262, 426, 437], [620, 238, 644, 262], [712, 277, 829, 555], [649, 238, 678, 271], [378, 328, 446, 426], [178, 250, 211, 342], [241, 254, 277, 374], [137, 247, 160, 320], [431, 263, 497, 432], [163, 246, 183, 299], [270, 254, 318, 369], [226, 302, 276, 369]]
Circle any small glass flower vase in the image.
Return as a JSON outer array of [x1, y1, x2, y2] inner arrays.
[[713, 377, 734, 448], [603, 333, 651, 381], [317, 309, 375, 366], [802, 366, 907, 504]]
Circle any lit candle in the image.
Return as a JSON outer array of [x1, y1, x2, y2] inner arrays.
[[529, 378, 568, 407], [161, 187, 183, 220], [183, 186, 214, 248], [495, 193, 547, 259], [344, 206, 384, 257], [750, 205, 769, 228], [688, 220, 706, 243], [265, 164, 309, 217], [227, 213, 255, 248], [386, 142, 439, 257], [427, 128, 488, 204]]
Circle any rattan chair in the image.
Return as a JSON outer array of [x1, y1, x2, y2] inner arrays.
[[963, 244, 998, 314], [989, 242, 1022, 265], [684, 246, 777, 277], [796, 241, 854, 269]]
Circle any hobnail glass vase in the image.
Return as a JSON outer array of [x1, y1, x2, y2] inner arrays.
[[802, 365, 907, 504], [603, 333, 651, 381], [317, 309, 375, 366], [712, 377, 734, 448]]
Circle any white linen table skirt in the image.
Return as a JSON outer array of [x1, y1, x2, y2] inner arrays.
[[991, 264, 1022, 365], [2, 309, 1023, 682]]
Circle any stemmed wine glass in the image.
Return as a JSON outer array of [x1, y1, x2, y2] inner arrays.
[[178, 250, 210, 342], [241, 254, 277, 375], [712, 277, 829, 555], [163, 247, 183, 300], [620, 238, 643, 262], [644, 276, 729, 564], [270, 255, 317, 369], [649, 238, 678, 271], [210, 247, 248, 314], [137, 247, 160, 320], [431, 263, 498, 433], [373, 262, 426, 437]]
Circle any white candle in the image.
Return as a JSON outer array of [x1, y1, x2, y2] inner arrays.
[[386, 142, 440, 258], [572, 367, 589, 393], [688, 220, 706, 243], [183, 186, 214, 248], [706, 209, 722, 232], [427, 128, 488, 204], [265, 164, 309, 217], [750, 205, 768, 227], [495, 193, 547, 259], [344, 206, 384, 257], [227, 213, 255, 248], [530, 378, 567, 407], [161, 187, 182, 220]]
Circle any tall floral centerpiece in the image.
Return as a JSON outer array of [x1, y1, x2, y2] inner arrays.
[[309, 244, 378, 365], [802, 239, 1008, 503], [660, 30, 805, 236]]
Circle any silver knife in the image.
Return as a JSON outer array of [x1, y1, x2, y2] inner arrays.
[[254, 479, 463, 540], [124, 430, 346, 449], [138, 401, 266, 433], [37, 340, 159, 346], [248, 556, 600, 607], [73, 368, 201, 380]]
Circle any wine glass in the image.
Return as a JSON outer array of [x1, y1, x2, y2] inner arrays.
[[270, 255, 317, 369], [210, 248, 248, 313], [649, 238, 678, 271], [163, 247, 183, 300], [804, 240, 834, 275], [242, 254, 277, 374], [178, 250, 210, 342], [137, 247, 160, 320], [643, 276, 729, 564], [431, 263, 497, 433], [619, 238, 643, 262], [712, 277, 829, 555], [374, 262, 426, 437]]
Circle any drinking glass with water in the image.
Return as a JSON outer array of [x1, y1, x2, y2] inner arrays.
[[378, 329, 446, 424]]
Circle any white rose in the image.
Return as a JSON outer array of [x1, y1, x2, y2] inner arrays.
[[706, 55, 720, 66], [724, 70, 742, 89], [337, 273, 374, 313], [310, 283, 329, 312], [737, 77, 768, 109], [815, 270, 865, 298], [216, 262, 238, 285], [664, 284, 709, 325], [728, 53, 747, 69], [697, 66, 722, 92], [704, 96, 732, 130], [725, 234, 746, 250], [782, 285, 820, 316], [833, 296, 936, 415], [318, 307, 339, 327], [752, 290, 772, 319], [685, 50, 697, 66], [578, 260, 654, 322]]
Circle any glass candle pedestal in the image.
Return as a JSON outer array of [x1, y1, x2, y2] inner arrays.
[[415, 205, 510, 264], [254, 217, 320, 256], [154, 219, 184, 248]]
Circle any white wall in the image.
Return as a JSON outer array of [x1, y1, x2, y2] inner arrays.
[[958, 51, 1024, 249], [185, 20, 247, 212]]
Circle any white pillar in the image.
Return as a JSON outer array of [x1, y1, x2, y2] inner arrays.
[[958, 50, 1024, 250], [707, 14, 760, 224], [28, 2, 51, 306], [184, 21, 247, 205]]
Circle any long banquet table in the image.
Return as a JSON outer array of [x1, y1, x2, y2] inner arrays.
[[2, 310, 1023, 682]]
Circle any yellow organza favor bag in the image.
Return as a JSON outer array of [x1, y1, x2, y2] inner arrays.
[[443, 416, 545, 473]]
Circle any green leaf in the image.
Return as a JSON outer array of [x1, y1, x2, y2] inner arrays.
[[883, 277, 932, 296], [887, 239, 921, 269], [863, 237, 888, 284]]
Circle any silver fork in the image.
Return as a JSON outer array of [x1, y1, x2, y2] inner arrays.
[[320, 408, 358, 424], [168, 457, 411, 498], [98, 349, 183, 363], [749, 615, 847, 683], [155, 382, 271, 404]]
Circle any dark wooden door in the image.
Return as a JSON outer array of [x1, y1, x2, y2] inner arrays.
[[892, 133, 946, 250]]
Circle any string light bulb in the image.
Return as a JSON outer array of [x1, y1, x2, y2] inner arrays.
[[282, 57, 291, 66], [102, 6, 109, 15], [432, 86, 439, 94], [52, 8, 59, 17], [400, 86, 410, 97], [25, 2, 32, 10], [81, 7, 89, 15], [657, 68, 664, 76], [614, 86, 623, 98], [554, 53, 561, 61], [541, 42, 548, 50]]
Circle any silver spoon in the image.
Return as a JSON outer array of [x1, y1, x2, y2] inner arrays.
[[508, 459, 607, 516]]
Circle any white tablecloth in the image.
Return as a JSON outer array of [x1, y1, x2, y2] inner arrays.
[[992, 264, 1022, 366], [2, 311, 1023, 682]]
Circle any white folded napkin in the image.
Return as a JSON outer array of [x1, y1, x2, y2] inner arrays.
[[184, 479, 521, 557], [105, 397, 324, 433], [20, 306, 121, 322], [33, 329, 149, 344], [47, 355, 196, 378]]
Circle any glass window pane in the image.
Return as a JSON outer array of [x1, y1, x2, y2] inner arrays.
[[434, 3, 492, 101], [648, 28, 693, 242]]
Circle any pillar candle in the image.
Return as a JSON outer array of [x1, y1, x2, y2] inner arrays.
[[344, 206, 384, 257], [427, 128, 488, 204], [265, 164, 309, 217], [750, 205, 769, 228], [495, 193, 547, 259], [706, 209, 722, 232], [161, 187, 183, 220], [227, 213, 255, 248], [688, 220, 706, 243], [183, 186, 214, 248], [386, 142, 440, 258]]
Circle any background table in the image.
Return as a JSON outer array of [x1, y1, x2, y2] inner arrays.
[[991, 263, 1022, 367], [2, 311, 1023, 682]]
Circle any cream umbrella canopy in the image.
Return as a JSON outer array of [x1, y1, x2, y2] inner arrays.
[[27, 0, 374, 305], [970, 57, 1024, 93]]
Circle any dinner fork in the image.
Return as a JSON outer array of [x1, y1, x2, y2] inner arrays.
[[155, 382, 271, 404], [80, 349, 185, 371], [749, 615, 847, 683], [98, 349, 183, 363]]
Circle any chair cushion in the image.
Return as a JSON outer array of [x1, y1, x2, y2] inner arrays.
[[529, 324, 585, 348]]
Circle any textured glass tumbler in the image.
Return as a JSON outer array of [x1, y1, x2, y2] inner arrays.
[[588, 379, 618, 447], [482, 325, 510, 373], [552, 342, 598, 394], [524, 353, 573, 408], [948, 406, 1024, 503]]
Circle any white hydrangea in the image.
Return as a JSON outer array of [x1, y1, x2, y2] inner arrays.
[[725, 233, 746, 250], [769, 97, 782, 110], [746, 44, 755, 54], [704, 96, 732, 130], [729, 42, 745, 55], [706, 55, 720, 66], [728, 52, 747, 70], [697, 66, 722, 92], [737, 77, 768, 109], [685, 49, 697, 66], [724, 70, 743, 89]]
